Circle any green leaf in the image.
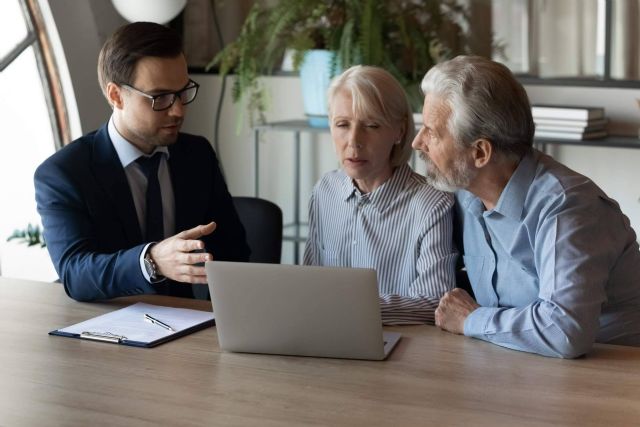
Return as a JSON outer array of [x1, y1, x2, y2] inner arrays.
[[209, 0, 477, 123], [6, 223, 46, 247]]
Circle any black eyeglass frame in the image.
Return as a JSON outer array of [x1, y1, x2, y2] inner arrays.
[[121, 79, 200, 111]]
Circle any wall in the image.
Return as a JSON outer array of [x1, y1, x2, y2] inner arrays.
[[182, 74, 339, 261], [182, 76, 640, 262], [47, 1, 640, 263], [47, 0, 125, 134]]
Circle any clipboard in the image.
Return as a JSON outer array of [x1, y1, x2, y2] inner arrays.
[[49, 302, 215, 348]]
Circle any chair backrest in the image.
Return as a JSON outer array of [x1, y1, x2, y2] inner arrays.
[[232, 196, 283, 263]]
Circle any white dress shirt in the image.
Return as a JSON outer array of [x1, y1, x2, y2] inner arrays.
[[108, 116, 175, 281]]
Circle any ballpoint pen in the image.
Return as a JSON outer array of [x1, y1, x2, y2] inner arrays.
[[144, 313, 175, 332]]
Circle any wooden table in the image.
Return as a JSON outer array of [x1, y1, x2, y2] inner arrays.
[[1, 277, 639, 426]]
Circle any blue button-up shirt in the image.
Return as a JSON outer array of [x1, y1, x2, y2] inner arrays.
[[457, 150, 640, 358]]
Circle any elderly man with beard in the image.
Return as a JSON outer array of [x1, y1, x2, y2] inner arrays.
[[35, 22, 249, 301], [412, 55, 640, 358]]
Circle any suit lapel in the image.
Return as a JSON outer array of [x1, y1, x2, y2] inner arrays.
[[92, 124, 142, 245]]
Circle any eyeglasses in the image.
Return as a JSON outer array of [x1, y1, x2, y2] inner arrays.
[[121, 79, 200, 111]]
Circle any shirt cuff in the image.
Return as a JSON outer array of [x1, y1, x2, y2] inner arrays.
[[139, 242, 166, 283], [463, 306, 499, 338]]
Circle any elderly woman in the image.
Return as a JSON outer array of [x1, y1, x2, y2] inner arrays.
[[304, 65, 457, 325]]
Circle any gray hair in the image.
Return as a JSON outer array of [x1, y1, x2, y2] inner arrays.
[[328, 65, 414, 167], [420, 55, 534, 160]]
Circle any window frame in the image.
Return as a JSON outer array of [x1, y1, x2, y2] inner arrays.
[[0, 0, 70, 149]]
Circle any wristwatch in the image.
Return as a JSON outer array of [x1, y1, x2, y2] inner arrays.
[[144, 250, 164, 281]]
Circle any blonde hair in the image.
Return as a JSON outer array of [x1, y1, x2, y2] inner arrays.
[[328, 65, 414, 167]]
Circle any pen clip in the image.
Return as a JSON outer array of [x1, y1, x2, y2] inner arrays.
[[80, 331, 126, 343]]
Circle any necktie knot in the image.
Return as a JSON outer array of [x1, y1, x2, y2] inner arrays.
[[136, 152, 163, 179]]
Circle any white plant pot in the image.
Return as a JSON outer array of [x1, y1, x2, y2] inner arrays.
[[299, 50, 337, 128]]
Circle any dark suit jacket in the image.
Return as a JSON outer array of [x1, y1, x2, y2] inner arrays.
[[34, 123, 250, 301]]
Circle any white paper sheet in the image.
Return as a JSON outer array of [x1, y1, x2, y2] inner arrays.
[[58, 302, 214, 343]]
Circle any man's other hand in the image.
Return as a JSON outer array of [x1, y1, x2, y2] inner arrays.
[[150, 222, 216, 284], [435, 288, 480, 334]]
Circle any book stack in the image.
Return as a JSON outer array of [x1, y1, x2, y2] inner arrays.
[[532, 105, 608, 140]]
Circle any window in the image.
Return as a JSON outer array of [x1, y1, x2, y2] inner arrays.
[[0, 0, 70, 280]]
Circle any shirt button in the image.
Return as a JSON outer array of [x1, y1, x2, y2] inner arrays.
[[352, 240, 357, 245]]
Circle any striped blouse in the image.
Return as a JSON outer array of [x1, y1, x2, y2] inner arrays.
[[304, 164, 457, 325]]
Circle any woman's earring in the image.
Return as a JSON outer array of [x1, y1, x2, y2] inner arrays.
[[395, 139, 401, 145]]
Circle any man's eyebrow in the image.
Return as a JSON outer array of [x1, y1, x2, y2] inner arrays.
[[145, 81, 192, 94], [424, 124, 440, 137]]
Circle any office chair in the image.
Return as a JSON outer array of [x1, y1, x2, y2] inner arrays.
[[232, 196, 283, 263]]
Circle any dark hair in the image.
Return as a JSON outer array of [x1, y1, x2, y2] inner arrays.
[[97, 22, 183, 97], [421, 55, 534, 160]]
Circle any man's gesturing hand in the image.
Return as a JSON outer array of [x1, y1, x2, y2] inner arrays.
[[150, 222, 216, 284], [435, 288, 480, 335]]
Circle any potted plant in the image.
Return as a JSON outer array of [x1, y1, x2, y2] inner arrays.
[[209, 0, 471, 126], [7, 223, 46, 248], [2, 223, 57, 281]]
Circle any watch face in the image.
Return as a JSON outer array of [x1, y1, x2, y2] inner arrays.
[[144, 256, 156, 279]]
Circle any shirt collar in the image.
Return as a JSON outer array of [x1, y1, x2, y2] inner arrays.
[[107, 116, 170, 168], [339, 164, 413, 213], [456, 189, 484, 217], [492, 150, 537, 220], [456, 150, 538, 220], [338, 170, 357, 201]]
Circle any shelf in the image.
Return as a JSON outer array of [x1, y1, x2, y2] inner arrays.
[[282, 223, 308, 244], [253, 120, 317, 264], [254, 120, 329, 133], [534, 135, 640, 149], [258, 122, 640, 150], [255, 120, 640, 264]]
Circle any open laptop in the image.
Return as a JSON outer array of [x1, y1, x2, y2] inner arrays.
[[206, 261, 401, 360]]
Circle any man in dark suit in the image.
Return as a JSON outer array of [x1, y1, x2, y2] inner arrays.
[[34, 22, 249, 301]]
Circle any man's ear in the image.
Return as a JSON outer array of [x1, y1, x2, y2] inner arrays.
[[472, 138, 492, 168], [106, 82, 124, 110]]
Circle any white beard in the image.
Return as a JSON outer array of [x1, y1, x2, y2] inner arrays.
[[420, 152, 475, 193]]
